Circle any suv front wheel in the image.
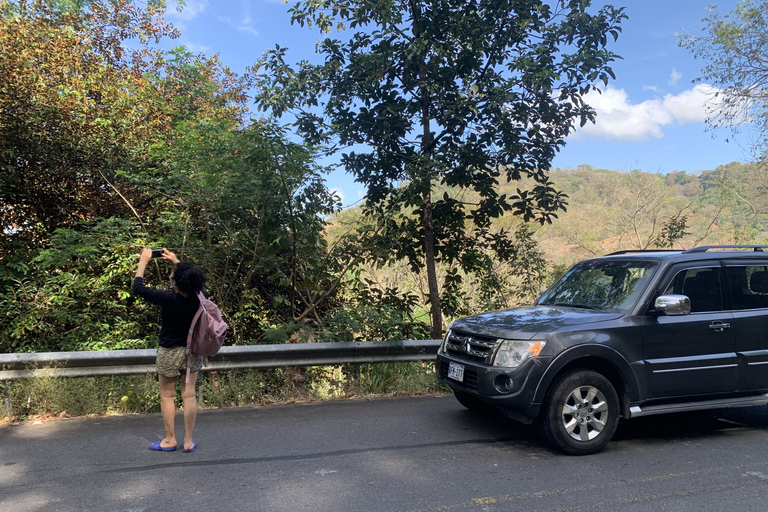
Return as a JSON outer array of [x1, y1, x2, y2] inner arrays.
[[540, 369, 619, 455]]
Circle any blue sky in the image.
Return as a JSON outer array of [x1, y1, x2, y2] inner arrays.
[[160, 0, 748, 206]]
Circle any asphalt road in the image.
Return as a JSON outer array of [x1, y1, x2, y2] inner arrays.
[[2, 394, 768, 512]]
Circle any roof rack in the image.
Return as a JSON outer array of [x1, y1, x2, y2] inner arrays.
[[684, 245, 768, 253], [605, 249, 680, 256]]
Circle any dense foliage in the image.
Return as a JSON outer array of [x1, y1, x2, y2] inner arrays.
[[0, 0, 376, 352], [0, 0, 175, 248]]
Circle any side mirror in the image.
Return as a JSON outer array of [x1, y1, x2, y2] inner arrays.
[[654, 294, 691, 316]]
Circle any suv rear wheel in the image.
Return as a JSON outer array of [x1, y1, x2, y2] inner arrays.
[[540, 370, 619, 455]]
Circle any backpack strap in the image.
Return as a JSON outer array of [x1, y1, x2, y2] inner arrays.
[[185, 292, 206, 384]]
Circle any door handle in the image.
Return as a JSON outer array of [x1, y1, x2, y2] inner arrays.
[[709, 322, 731, 332]]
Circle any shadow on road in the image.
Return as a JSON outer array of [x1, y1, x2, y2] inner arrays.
[[443, 398, 768, 454], [439, 402, 549, 452], [613, 405, 768, 443]]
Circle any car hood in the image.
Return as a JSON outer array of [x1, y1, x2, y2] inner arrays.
[[449, 305, 623, 340]]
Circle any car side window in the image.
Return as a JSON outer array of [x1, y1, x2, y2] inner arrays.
[[663, 267, 723, 313], [725, 265, 768, 310]]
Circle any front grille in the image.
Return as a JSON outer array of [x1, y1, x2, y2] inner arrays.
[[444, 331, 500, 364], [464, 367, 478, 390]]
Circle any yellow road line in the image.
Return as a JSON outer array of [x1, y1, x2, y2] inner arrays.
[[401, 460, 768, 512]]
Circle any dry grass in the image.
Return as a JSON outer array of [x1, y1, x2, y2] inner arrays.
[[1, 362, 448, 423]]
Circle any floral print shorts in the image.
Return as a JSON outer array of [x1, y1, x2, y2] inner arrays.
[[156, 346, 204, 378]]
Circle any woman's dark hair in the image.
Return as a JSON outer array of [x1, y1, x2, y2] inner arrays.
[[173, 262, 205, 295]]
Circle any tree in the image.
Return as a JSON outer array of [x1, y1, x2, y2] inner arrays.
[[0, 0, 254, 252], [653, 215, 690, 249], [0, 113, 349, 352], [258, 0, 626, 338], [144, 117, 345, 334], [0, 0, 177, 249], [678, 0, 768, 163]]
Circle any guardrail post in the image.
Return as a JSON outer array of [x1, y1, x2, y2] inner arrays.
[[353, 364, 361, 383], [3, 382, 11, 419]]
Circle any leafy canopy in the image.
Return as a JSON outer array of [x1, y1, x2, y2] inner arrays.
[[0, 0, 179, 247], [258, 0, 625, 336]]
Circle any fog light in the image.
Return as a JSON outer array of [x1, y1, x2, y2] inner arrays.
[[494, 375, 514, 392]]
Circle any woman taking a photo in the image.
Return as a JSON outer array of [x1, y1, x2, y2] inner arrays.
[[133, 248, 205, 453]]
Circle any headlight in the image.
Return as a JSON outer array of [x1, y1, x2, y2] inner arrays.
[[493, 340, 546, 368], [440, 329, 452, 352]]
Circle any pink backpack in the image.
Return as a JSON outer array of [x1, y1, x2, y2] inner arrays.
[[186, 291, 228, 383]]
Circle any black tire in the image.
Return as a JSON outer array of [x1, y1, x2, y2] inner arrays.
[[540, 369, 619, 455], [453, 390, 497, 413]]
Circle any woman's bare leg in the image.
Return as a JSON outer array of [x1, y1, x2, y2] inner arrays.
[[158, 374, 177, 449], [180, 372, 198, 451]]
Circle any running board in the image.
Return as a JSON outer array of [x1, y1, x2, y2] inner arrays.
[[629, 394, 768, 418]]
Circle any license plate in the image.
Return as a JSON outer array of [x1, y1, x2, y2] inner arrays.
[[447, 362, 465, 382]]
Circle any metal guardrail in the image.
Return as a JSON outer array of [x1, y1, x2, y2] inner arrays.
[[0, 340, 442, 381]]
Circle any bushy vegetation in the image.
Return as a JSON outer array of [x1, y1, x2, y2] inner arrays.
[[0, 0, 352, 352]]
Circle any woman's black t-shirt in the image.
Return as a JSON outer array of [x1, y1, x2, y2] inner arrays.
[[133, 277, 200, 348]]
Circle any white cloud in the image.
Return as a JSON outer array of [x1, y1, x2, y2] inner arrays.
[[664, 85, 720, 123], [238, 25, 259, 37], [669, 68, 683, 86], [570, 85, 722, 142], [235, 7, 259, 36], [165, 0, 209, 21], [216, 13, 259, 38]]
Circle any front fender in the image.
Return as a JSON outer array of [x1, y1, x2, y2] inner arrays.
[[532, 344, 641, 406]]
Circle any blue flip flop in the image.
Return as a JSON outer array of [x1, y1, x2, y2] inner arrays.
[[182, 440, 196, 453], [149, 441, 177, 452]]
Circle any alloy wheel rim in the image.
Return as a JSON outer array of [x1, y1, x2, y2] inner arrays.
[[561, 385, 609, 441]]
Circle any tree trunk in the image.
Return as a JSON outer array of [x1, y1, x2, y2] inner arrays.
[[412, 7, 442, 339], [422, 188, 443, 339]]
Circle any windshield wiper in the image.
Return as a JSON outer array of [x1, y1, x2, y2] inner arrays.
[[549, 302, 600, 310]]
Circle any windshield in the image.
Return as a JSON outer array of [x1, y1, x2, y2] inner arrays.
[[537, 260, 658, 313]]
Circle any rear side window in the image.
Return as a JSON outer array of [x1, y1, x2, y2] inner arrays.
[[725, 266, 768, 310]]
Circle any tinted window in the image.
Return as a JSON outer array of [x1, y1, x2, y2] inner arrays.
[[725, 265, 768, 310], [538, 260, 657, 313], [663, 268, 722, 312]]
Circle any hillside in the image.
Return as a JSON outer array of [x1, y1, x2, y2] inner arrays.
[[327, 161, 768, 317], [535, 162, 768, 265]]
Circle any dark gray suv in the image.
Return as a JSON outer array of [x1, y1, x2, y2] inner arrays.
[[436, 246, 768, 454]]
